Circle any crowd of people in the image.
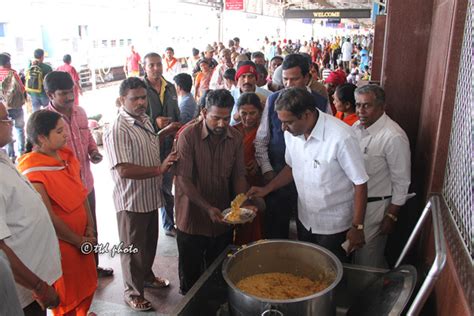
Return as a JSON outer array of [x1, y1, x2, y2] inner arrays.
[[0, 32, 412, 314]]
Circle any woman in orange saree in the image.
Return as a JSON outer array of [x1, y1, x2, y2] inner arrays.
[[17, 110, 97, 316], [233, 92, 265, 245]]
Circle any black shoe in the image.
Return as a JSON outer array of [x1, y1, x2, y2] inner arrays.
[[97, 266, 114, 277]]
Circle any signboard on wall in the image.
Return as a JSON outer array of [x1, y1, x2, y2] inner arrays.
[[284, 9, 371, 19], [225, 0, 244, 10]]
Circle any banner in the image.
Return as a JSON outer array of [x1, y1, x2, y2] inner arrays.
[[225, 0, 244, 10], [284, 9, 371, 19]]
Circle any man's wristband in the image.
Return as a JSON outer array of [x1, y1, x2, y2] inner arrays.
[[385, 213, 398, 222]]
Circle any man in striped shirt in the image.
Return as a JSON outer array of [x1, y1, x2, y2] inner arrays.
[[103, 77, 178, 312]]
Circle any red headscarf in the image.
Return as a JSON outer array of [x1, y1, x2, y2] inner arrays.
[[325, 70, 346, 86], [235, 64, 258, 81]]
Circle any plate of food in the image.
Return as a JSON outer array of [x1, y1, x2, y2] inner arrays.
[[222, 193, 256, 224], [222, 207, 256, 224]]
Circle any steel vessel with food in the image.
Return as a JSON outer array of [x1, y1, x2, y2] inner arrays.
[[222, 240, 343, 316]]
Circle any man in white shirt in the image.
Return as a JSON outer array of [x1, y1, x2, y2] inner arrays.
[[342, 37, 353, 70], [249, 88, 369, 262], [163, 47, 182, 83], [352, 84, 411, 268], [254, 54, 330, 239], [0, 100, 62, 315]]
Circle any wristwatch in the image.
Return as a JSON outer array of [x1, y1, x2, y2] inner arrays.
[[352, 223, 364, 230]]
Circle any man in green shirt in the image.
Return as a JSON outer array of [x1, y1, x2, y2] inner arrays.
[[27, 49, 52, 112]]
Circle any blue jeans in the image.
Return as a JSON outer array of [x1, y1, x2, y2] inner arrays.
[[29, 93, 50, 112], [6, 108, 25, 157], [160, 171, 175, 231]]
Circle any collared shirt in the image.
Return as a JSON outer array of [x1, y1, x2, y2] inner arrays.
[[254, 87, 329, 175], [284, 111, 369, 234], [230, 86, 271, 125], [174, 120, 246, 237], [0, 150, 61, 307], [103, 108, 163, 213], [178, 93, 198, 124], [353, 113, 411, 206], [46, 103, 98, 193]]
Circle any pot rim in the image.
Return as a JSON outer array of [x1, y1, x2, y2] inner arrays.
[[222, 239, 343, 303]]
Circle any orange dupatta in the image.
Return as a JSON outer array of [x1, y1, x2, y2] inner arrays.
[[17, 147, 97, 315]]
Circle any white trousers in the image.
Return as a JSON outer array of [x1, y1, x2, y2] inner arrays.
[[353, 199, 391, 268]]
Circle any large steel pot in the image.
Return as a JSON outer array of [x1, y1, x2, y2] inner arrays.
[[222, 240, 343, 316]]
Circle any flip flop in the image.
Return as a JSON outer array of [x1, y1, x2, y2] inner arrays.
[[124, 297, 152, 311], [144, 277, 170, 289]]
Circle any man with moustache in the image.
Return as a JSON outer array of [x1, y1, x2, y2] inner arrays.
[[254, 54, 329, 239], [43, 71, 113, 278], [249, 88, 368, 262], [174, 89, 258, 294], [352, 85, 411, 268], [103, 77, 178, 311], [143, 52, 182, 237], [230, 61, 271, 125]]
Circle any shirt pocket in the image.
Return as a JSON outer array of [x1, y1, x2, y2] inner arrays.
[[309, 158, 333, 189], [364, 150, 385, 178]]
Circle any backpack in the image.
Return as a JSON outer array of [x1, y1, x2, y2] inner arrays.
[[25, 64, 44, 93], [0, 71, 25, 109]]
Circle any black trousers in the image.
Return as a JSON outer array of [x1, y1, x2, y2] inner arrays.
[[87, 189, 98, 267], [296, 218, 349, 263], [176, 229, 233, 294], [23, 301, 46, 316], [264, 183, 297, 239]]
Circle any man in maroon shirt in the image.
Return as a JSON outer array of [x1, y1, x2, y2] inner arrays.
[[174, 89, 259, 294]]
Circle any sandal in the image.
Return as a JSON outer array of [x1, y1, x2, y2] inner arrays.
[[144, 277, 170, 289], [124, 296, 152, 311], [97, 266, 114, 278]]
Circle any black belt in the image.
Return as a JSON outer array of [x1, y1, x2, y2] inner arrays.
[[367, 196, 392, 203]]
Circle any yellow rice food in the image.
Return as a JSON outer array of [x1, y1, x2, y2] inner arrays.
[[227, 193, 247, 221], [236, 272, 330, 300]]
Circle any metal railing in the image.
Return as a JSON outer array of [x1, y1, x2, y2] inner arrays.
[[395, 194, 447, 316]]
